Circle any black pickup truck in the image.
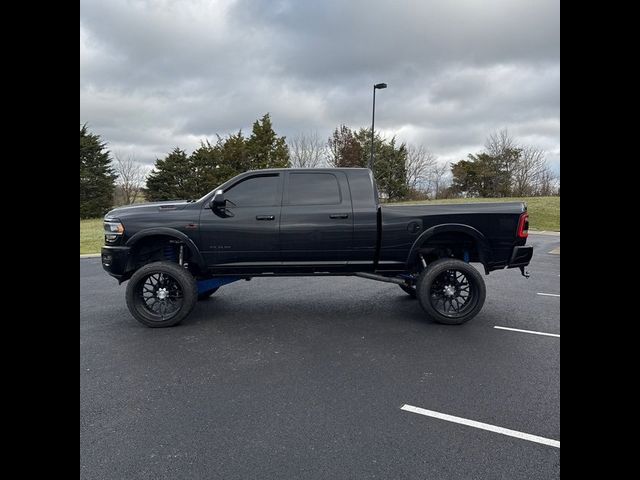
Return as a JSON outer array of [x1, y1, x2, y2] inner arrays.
[[102, 168, 532, 327]]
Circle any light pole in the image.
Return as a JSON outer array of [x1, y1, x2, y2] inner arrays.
[[369, 82, 387, 170]]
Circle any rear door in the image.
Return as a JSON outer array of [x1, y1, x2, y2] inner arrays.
[[280, 171, 353, 264]]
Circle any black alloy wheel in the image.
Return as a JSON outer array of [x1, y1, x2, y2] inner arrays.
[[416, 258, 486, 325], [126, 261, 198, 327], [138, 272, 184, 318]]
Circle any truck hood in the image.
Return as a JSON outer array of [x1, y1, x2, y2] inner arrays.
[[105, 200, 193, 219]]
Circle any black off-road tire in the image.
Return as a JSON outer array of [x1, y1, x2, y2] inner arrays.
[[416, 258, 486, 325], [126, 261, 198, 328], [197, 287, 219, 301]]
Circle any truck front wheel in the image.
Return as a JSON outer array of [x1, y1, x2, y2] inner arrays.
[[416, 258, 486, 325], [125, 261, 198, 328]]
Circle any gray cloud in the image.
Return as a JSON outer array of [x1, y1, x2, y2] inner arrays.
[[80, 0, 560, 172]]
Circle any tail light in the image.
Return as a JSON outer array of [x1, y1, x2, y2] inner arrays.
[[517, 212, 529, 238]]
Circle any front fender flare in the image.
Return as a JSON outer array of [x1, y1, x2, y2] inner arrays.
[[125, 227, 206, 271], [406, 223, 491, 271]]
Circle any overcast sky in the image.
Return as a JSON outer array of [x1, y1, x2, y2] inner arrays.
[[80, 0, 559, 172]]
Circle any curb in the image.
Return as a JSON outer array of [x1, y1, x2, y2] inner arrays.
[[80, 253, 101, 258], [529, 230, 560, 236]]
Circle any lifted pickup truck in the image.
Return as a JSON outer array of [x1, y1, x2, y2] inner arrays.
[[102, 168, 532, 327]]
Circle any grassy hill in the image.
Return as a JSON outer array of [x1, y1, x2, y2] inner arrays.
[[389, 196, 559, 232], [80, 218, 104, 254]]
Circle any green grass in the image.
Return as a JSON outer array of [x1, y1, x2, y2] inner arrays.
[[80, 218, 104, 254], [80, 195, 559, 254], [80, 195, 148, 254], [389, 196, 560, 231]]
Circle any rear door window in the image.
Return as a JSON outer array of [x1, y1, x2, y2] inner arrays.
[[287, 173, 341, 205]]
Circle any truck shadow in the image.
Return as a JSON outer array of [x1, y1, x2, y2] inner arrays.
[[185, 288, 434, 330]]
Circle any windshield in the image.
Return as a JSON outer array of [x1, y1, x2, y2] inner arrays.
[[196, 171, 250, 203], [196, 185, 222, 203]]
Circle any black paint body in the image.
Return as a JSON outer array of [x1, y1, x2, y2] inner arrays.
[[101, 168, 532, 280]]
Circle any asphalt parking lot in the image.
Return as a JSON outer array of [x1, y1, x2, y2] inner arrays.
[[80, 234, 559, 479]]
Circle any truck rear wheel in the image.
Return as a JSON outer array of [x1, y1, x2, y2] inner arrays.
[[125, 261, 198, 328], [416, 258, 486, 325]]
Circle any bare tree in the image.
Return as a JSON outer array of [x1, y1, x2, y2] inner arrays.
[[288, 131, 327, 168], [484, 129, 559, 197], [485, 128, 517, 157], [114, 153, 146, 205], [484, 128, 521, 194], [405, 145, 437, 192], [536, 166, 557, 196], [429, 161, 451, 199], [512, 145, 547, 196]]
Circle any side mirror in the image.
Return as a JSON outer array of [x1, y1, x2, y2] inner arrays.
[[211, 190, 226, 209]]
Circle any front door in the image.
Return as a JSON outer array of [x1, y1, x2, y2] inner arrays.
[[199, 173, 283, 267]]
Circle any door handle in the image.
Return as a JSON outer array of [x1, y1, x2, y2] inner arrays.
[[329, 213, 349, 219], [256, 215, 275, 221]]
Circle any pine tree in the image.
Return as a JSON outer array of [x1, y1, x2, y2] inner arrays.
[[145, 114, 290, 201], [246, 113, 290, 169], [80, 124, 116, 218], [450, 153, 511, 197], [145, 148, 193, 201], [188, 141, 225, 198], [355, 128, 408, 201], [218, 131, 250, 173], [378, 137, 409, 201]]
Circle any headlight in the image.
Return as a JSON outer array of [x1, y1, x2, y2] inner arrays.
[[104, 218, 124, 243]]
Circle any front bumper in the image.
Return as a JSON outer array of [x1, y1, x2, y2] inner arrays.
[[507, 245, 533, 268], [101, 245, 131, 281]]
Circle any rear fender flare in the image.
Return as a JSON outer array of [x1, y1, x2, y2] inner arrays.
[[406, 223, 491, 272]]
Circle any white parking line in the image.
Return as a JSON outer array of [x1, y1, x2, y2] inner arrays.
[[537, 292, 560, 297], [401, 404, 560, 448], [494, 326, 560, 338]]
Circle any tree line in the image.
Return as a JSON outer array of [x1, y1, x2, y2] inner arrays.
[[80, 115, 558, 219], [143, 118, 453, 203], [145, 114, 289, 201], [450, 130, 558, 197]]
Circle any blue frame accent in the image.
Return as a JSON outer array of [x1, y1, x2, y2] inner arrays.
[[163, 245, 177, 262], [197, 276, 241, 294]]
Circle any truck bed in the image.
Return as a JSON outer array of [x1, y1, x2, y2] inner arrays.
[[379, 202, 527, 270]]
